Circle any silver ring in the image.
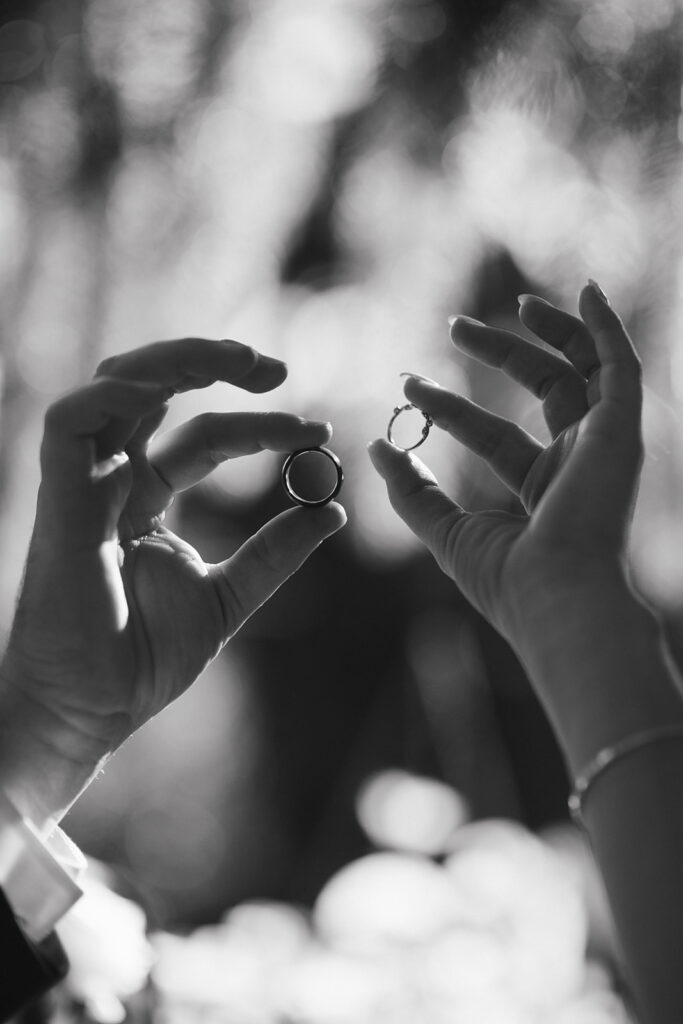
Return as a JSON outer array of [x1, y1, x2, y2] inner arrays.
[[282, 446, 343, 508], [387, 403, 433, 451]]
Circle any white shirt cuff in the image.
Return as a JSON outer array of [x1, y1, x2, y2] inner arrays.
[[0, 791, 85, 942]]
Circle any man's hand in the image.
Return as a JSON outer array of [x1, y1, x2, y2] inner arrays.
[[0, 337, 345, 826]]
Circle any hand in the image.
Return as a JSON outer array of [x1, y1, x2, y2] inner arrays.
[[369, 282, 661, 761], [370, 282, 641, 641], [0, 337, 345, 824]]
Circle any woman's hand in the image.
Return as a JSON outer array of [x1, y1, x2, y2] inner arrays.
[[0, 337, 345, 824], [370, 282, 642, 646], [369, 282, 683, 771]]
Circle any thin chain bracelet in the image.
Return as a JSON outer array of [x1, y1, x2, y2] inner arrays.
[[569, 723, 683, 825]]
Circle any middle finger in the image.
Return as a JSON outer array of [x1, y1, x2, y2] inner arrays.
[[96, 337, 287, 395], [449, 318, 588, 437]]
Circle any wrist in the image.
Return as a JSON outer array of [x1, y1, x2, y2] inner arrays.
[[0, 666, 115, 829], [507, 569, 683, 778]]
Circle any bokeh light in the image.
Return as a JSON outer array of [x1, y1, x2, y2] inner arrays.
[[355, 768, 468, 854]]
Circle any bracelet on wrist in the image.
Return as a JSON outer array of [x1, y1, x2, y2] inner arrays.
[[569, 723, 683, 825]]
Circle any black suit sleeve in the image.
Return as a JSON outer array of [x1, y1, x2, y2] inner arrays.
[[0, 887, 68, 1021]]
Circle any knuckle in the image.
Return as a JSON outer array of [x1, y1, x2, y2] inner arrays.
[[43, 396, 67, 430], [192, 412, 223, 465], [477, 428, 504, 462], [211, 571, 244, 639], [195, 411, 221, 437], [438, 511, 469, 572], [96, 354, 118, 377], [535, 371, 558, 401], [248, 531, 284, 577], [500, 343, 521, 375], [263, 410, 290, 429], [230, 342, 257, 370], [564, 325, 588, 357]]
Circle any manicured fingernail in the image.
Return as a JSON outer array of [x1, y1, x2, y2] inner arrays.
[[307, 418, 332, 433], [400, 371, 441, 387], [367, 438, 386, 465], [449, 315, 484, 328], [259, 354, 287, 369], [588, 279, 609, 305], [367, 437, 394, 456]]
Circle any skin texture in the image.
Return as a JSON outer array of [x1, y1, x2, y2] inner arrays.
[[370, 282, 683, 1023], [0, 337, 346, 828]]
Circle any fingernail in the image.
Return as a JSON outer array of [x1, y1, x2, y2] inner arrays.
[[318, 500, 347, 527], [367, 438, 393, 457], [259, 353, 288, 369], [518, 293, 552, 312], [366, 438, 384, 464], [400, 371, 441, 387], [588, 279, 610, 305], [307, 418, 332, 434], [449, 315, 485, 328]]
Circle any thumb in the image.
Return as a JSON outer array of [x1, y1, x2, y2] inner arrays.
[[210, 503, 347, 639], [367, 438, 468, 577]]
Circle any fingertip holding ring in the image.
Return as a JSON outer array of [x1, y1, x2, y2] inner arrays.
[[282, 446, 343, 508], [387, 403, 433, 451]]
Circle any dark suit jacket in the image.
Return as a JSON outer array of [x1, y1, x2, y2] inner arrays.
[[0, 887, 68, 1020]]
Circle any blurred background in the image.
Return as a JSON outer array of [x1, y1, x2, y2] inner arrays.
[[2, 0, 683, 1019]]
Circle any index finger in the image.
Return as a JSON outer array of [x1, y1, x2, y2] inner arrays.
[[96, 338, 287, 394], [150, 412, 333, 492]]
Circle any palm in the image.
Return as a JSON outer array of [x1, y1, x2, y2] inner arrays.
[[451, 421, 581, 635], [5, 338, 345, 756], [8, 450, 222, 747], [117, 524, 226, 729]]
